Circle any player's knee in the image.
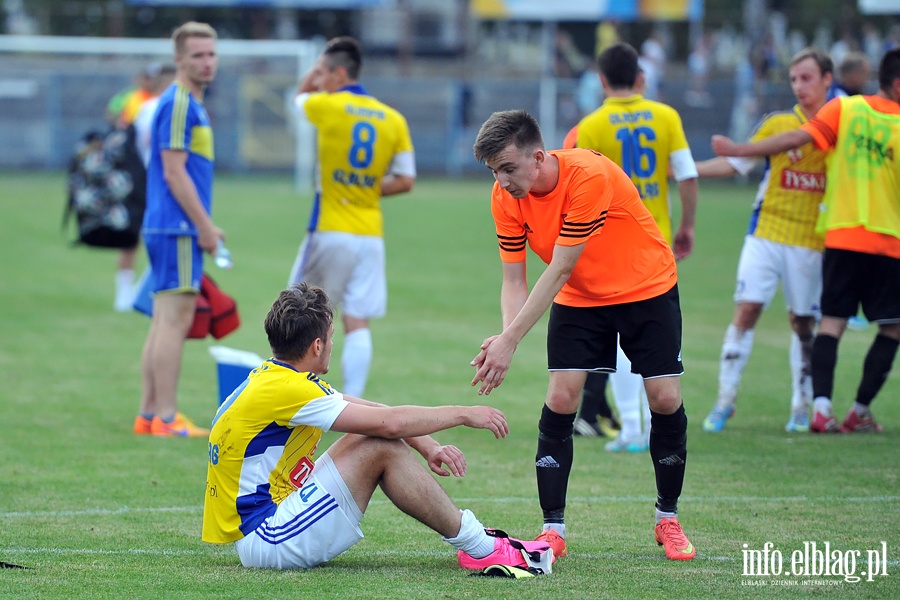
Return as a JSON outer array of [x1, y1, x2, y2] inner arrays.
[[337, 433, 406, 463], [647, 389, 681, 415], [545, 388, 581, 415]]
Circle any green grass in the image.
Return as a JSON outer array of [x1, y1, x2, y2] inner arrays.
[[0, 172, 898, 599]]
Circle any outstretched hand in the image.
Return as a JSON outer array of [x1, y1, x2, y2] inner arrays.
[[711, 134, 739, 157], [425, 444, 467, 477], [470, 334, 516, 395], [463, 405, 509, 439]]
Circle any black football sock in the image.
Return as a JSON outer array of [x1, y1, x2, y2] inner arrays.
[[649, 404, 687, 514], [536, 404, 576, 523], [811, 334, 839, 400], [855, 334, 899, 407]]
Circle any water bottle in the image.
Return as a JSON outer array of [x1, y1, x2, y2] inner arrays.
[[214, 240, 233, 269]]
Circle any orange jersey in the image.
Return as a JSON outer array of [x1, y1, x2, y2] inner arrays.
[[120, 88, 154, 125], [803, 96, 900, 259], [562, 125, 579, 150], [491, 148, 677, 307]]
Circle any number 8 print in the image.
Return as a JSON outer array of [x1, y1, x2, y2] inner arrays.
[[349, 121, 377, 168]]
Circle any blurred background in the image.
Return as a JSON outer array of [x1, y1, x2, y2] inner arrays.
[[1, 0, 899, 177]]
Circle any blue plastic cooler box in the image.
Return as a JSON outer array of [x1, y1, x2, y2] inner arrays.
[[208, 346, 265, 405]]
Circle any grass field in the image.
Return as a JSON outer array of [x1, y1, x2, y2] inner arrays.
[[0, 171, 898, 599]]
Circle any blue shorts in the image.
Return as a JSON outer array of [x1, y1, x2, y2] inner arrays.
[[144, 233, 203, 294]]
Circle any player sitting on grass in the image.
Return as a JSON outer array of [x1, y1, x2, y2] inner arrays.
[[201, 283, 552, 570]]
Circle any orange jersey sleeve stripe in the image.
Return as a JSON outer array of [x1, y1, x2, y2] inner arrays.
[[802, 98, 841, 150]]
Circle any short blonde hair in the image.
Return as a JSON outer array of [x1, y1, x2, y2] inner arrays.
[[172, 21, 217, 56], [790, 47, 833, 77]]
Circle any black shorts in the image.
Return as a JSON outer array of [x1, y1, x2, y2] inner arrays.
[[821, 248, 900, 322], [547, 284, 684, 378]]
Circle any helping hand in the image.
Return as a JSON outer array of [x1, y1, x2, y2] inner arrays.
[[470, 335, 515, 395]]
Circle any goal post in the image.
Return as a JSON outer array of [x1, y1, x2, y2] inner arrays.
[[0, 34, 321, 189]]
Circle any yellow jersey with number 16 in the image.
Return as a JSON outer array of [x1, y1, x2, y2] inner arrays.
[[576, 94, 693, 245]]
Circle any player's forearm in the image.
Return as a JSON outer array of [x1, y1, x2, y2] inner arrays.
[[375, 405, 472, 439], [380, 174, 414, 196], [404, 433, 440, 456], [677, 178, 698, 229], [695, 157, 738, 178], [500, 278, 528, 331], [501, 256, 573, 346], [296, 70, 317, 95], [344, 394, 452, 452], [164, 167, 214, 232], [732, 129, 812, 158]]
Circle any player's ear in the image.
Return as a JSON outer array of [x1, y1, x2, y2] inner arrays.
[[635, 70, 646, 88]]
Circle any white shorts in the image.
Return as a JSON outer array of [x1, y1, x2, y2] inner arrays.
[[733, 235, 822, 317], [234, 451, 364, 569], [289, 231, 386, 319]]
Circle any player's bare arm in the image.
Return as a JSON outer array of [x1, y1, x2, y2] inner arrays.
[[161, 148, 223, 253], [695, 156, 740, 178], [339, 395, 474, 477], [470, 261, 527, 374], [380, 173, 415, 196], [712, 129, 813, 158], [674, 177, 698, 260], [471, 243, 585, 395], [331, 402, 509, 440]]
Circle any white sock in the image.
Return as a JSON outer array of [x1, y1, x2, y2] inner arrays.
[[543, 523, 566, 538], [717, 324, 754, 406], [611, 344, 643, 439], [655, 508, 677, 524], [341, 328, 372, 398], [789, 333, 813, 411], [813, 396, 832, 416], [114, 269, 135, 311], [443, 509, 494, 558]]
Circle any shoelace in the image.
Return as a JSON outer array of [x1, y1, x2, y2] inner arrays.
[[659, 520, 688, 547]]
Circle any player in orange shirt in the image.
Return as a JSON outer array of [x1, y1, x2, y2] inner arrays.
[[471, 110, 695, 561], [711, 47, 900, 434]]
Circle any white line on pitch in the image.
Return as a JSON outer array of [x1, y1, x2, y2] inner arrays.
[[4, 547, 898, 567], [2, 495, 897, 519]]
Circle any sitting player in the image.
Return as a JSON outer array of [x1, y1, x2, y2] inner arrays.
[[202, 283, 551, 570]]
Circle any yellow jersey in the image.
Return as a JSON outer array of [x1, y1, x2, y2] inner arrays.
[[576, 94, 694, 244], [201, 360, 348, 544], [743, 106, 826, 251], [299, 84, 414, 236]]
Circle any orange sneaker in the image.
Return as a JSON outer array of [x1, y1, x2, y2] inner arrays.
[[133, 415, 153, 435], [655, 517, 695, 560], [535, 529, 567, 558], [150, 412, 209, 438]]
